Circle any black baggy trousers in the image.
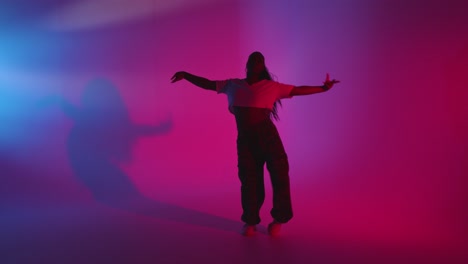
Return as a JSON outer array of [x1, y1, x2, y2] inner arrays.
[[236, 119, 293, 225]]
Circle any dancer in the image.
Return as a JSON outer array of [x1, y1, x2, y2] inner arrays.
[[171, 51, 339, 236]]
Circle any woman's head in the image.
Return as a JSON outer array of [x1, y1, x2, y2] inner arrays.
[[246, 51, 266, 76]]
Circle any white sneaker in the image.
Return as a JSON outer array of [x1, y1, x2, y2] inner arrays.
[[241, 224, 256, 236], [267, 221, 281, 236]]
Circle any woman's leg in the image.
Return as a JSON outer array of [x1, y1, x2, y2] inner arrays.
[[237, 135, 265, 225], [264, 126, 293, 224]]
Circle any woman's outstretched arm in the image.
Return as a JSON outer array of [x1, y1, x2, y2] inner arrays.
[[171, 71, 216, 91], [290, 85, 328, 96], [290, 73, 340, 96]]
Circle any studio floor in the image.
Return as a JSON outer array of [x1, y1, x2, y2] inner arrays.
[[2, 181, 465, 264]]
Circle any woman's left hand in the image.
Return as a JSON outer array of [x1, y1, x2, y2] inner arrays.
[[323, 73, 340, 90]]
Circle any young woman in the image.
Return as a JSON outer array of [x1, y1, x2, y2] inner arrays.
[[171, 51, 339, 236]]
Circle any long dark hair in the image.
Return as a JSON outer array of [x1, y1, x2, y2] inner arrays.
[[245, 51, 282, 121]]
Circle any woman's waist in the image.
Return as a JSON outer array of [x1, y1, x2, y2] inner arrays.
[[233, 106, 275, 132]]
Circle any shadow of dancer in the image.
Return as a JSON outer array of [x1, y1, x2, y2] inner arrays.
[[39, 78, 240, 233]]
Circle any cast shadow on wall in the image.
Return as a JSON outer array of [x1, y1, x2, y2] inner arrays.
[[39, 78, 240, 233]]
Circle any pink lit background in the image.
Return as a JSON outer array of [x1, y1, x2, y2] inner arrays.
[[1, 0, 467, 263]]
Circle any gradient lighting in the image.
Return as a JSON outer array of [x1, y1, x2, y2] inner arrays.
[[0, 26, 64, 160], [42, 0, 220, 31], [1, 0, 467, 263]]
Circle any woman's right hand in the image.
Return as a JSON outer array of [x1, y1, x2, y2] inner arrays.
[[170, 71, 186, 83]]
